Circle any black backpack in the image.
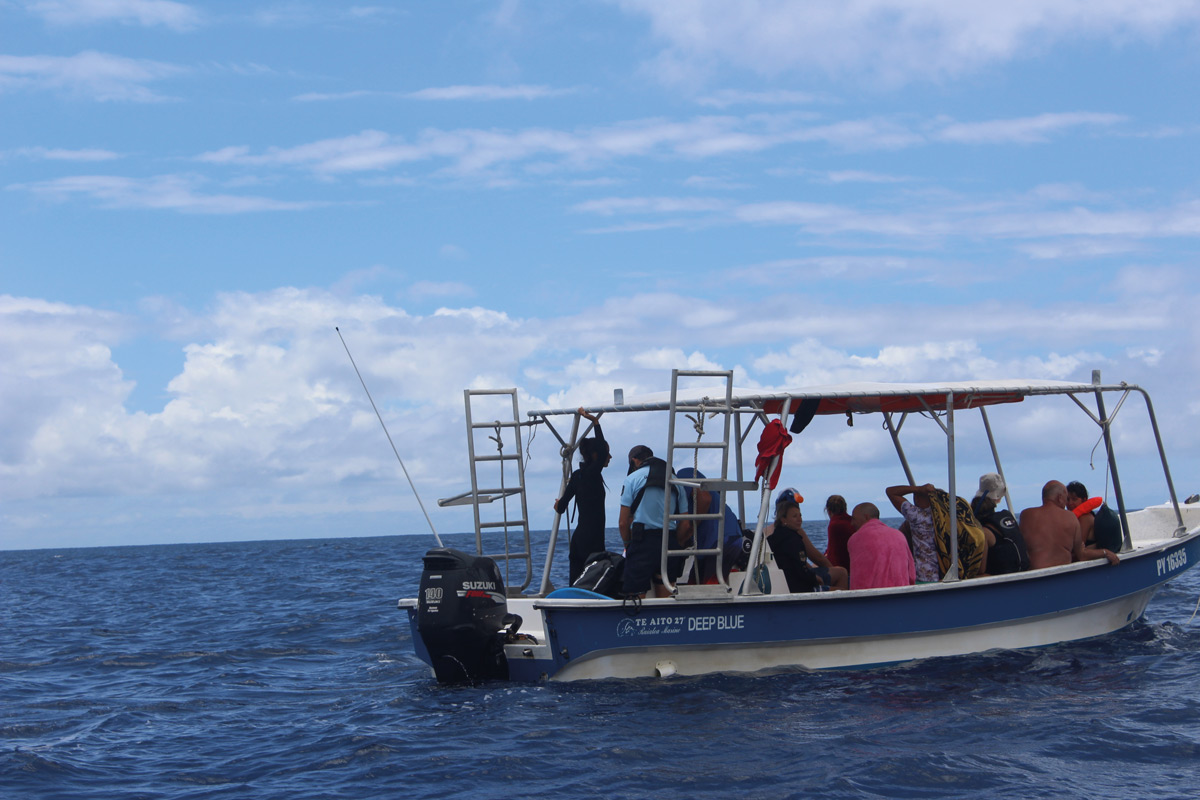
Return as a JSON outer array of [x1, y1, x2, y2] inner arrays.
[[572, 551, 625, 598], [1092, 504, 1123, 551], [985, 509, 1030, 574]]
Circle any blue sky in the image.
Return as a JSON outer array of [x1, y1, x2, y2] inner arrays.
[[3, 0, 1200, 550]]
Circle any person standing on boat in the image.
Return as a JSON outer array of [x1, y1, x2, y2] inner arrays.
[[847, 502, 915, 589], [554, 408, 612, 585], [823, 494, 854, 577], [1020, 480, 1119, 569], [766, 493, 848, 592], [619, 445, 692, 598], [886, 483, 941, 582]]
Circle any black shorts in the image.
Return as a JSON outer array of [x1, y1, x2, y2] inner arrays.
[[621, 527, 688, 595]]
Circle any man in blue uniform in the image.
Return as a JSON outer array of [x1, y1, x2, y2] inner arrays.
[[619, 445, 692, 597]]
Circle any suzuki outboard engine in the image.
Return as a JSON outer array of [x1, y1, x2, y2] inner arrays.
[[417, 548, 511, 684]]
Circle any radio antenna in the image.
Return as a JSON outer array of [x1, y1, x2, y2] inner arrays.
[[336, 327, 442, 546]]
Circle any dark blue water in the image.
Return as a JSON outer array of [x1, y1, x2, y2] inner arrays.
[[3, 531, 1199, 800]]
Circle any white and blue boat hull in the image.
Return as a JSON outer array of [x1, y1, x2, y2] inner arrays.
[[406, 530, 1198, 682]]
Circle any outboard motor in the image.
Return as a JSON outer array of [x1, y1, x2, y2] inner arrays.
[[417, 547, 512, 684]]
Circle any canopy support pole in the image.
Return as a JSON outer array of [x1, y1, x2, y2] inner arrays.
[[741, 397, 793, 595], [1132, 387, 1186, 536], [978, 407, 1014, 511], [539, 412, 582, 595], [883, 412, 916, 486], [944, 393, 960, 582], [1092, 371, 1134, 552]]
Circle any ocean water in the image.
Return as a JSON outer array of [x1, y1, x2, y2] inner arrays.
[[3, 530, 1199, 800]]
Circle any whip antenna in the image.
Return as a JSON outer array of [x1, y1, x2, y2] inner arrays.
[[336, 327, 442, 546]]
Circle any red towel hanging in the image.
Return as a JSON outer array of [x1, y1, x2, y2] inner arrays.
[[754, 419, 792, 490]]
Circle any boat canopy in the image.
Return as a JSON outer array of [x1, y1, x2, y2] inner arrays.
[[528, 378, 1108, 419]]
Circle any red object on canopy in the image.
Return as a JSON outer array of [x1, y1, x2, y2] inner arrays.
[[755, 419, 793, 490]]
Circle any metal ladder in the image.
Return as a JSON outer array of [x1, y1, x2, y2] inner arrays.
[[436, 389, 533, 594], [661, 369, 753, 594]]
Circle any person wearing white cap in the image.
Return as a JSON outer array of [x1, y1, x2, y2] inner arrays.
[[971, 473, 1029, 574]]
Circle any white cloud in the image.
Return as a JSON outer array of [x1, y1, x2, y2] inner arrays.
[[407, 84, 572, 101], [726, 194, 1200, 247], [27, 0, 202, 30], [190, 115, 902, 178], [1126, 346, 1164, 366], [1017, 239, 1141, 260], [731, 255, 957, 284], [250, 4, 399, 27], [935, 112, 1127, 144], [293, 90, 378, 103], [697, 89, 819, 108], [293, 85, 572, 104], [823, 170, 909, 184], [9, 146, 121, 161], [571, 196, 727, 216], [0, 50, 182, 101], [9, 174, 321, 213], [189, 109, 1138, 183], [631, 348, 724, 371], [616, 0, 1200, 84], [4, 277, 1199, 547]]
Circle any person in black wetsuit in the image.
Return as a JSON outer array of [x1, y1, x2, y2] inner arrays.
[[766, 497, 848, 592], [553, 408, 612, 584]]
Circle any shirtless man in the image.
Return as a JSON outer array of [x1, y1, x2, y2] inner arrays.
[[1019, 480, 1119, 569]]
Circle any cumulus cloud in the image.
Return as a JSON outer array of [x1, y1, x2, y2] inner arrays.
[[3, 275, 1198, 547]]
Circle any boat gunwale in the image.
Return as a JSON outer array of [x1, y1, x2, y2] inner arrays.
[[391, 525, 1200, 611], [525, 526, 1200, 610]]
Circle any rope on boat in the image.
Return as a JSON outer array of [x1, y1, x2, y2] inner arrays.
[[1089, 430, 1106, 471], [523, 418, 538, 473], [1189, 593, 1200, 625], [686, 400, 706, 474], [489, 420, 512, 589], [681, 398, 720, 583]]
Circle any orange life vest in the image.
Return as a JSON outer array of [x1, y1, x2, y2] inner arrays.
[[1072, 496, 1102, 517]]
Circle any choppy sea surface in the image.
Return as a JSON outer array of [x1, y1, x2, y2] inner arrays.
[[3, 529, 1200, 800]]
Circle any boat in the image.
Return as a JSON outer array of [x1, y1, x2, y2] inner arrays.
[[400, 369, 1200, 683]]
